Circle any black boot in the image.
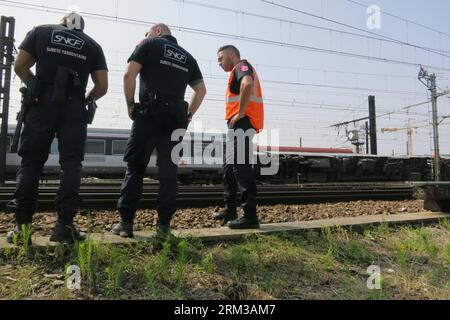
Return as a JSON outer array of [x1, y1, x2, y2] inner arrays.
[[156, 223, 170, 235], [6, 225, 33, 246], [111, 221, 134, 238], [50, 213, 86, 244], [155, 217, 172, 239], [153, 217, 179, 250], [228, 215, 260, 230], [212, 206, 238, 226]]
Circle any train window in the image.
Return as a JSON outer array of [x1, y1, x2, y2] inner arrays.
[[50, 139, 58, 154], [85, 139, 105, 154], [112, 140, 127, 155]]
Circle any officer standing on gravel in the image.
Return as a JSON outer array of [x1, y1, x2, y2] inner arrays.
[[112, 23, 206, 238], [213, 45, 264, 229], [6, 13, 108, 244]]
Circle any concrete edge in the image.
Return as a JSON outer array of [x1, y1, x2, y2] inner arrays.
[[0, 212, 449, 251]]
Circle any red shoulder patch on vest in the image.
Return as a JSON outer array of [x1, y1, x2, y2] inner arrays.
[[240, 65, 249, 72]]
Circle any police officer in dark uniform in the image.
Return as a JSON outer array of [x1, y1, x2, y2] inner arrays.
[[112, 23, 206, 238], [6, 13, 108, 244]]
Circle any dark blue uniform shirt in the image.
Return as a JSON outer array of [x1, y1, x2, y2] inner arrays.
[[19, 24, 108, 90], [128, 35, 203, 101]]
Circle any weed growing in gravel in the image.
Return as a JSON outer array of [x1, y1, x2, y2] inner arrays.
[[320, 227, 336, 269], [440, 219, 450, 231], [159, 239, 173, 279], [201, 252, 215, 273], [375, 221, 390, 237], [174, 240, 190, 298], [322, 227, 335, 251], [3, 246, 14, 261], [227, 245, 254, 276], [446, 244, 450, 265], [104, 249, 127, 298], [74, 237, 97, 292], [15, 224, 32, 256], [337, 240, 376, 265], [418, 228, 439, 259], [144, 260, 159, 298], [54, 242, 66, 261]]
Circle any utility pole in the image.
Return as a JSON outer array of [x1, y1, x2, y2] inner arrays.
[[0, 16, 15, 185], [368, 95, 377, 155], [406, 119, 413, 156], [365, 121, 369, 154], [418, 67, 440, 181]]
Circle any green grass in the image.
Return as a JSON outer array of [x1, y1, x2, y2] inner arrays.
[[446, 244, 450, 265], [440, 219, 450, 231], [1, 223, 450, 300], [104, 248, 127, 298], [73, 237, 97, 293]]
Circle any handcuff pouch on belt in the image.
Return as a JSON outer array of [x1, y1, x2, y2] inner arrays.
[[141, 92, 189, 129]]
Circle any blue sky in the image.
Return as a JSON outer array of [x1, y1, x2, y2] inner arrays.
[[1, 0, 450, 155]]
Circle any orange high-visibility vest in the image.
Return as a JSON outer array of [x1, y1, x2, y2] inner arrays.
[[225, 63, 264, 133]]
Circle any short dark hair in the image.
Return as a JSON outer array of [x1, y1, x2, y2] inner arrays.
[[217, 45, 240, 59]]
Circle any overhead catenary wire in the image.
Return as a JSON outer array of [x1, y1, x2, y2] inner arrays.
[[345, 0, 450, 39], [1, 0, 450, 72], [3, 0, 449, 153], [180, 0, 450, 58], [258, 0, 450, 58]]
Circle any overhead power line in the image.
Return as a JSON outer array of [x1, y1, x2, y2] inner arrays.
[[180, 0, 450, 58], [258, 0, 450, 58], [346, 0, 450, 38], [2, 0, 450, 72]]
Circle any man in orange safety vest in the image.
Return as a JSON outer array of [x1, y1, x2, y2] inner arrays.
[[213, 45, 264, 229]]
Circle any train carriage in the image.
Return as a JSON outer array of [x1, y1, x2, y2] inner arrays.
[[4, 126, 441, 184]]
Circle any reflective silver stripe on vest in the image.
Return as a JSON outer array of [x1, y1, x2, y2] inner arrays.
[[226, 96, 263, 104], [226, 96, 240, 103]]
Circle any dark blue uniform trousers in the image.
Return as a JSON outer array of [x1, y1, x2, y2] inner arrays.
[[223, 116, 258, 218], [117, 116, 181, 225], [7, 89, 87, 225]]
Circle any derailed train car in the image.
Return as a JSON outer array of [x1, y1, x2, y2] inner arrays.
[[4, 127, 447, 183], [256, 149, 434, 184]]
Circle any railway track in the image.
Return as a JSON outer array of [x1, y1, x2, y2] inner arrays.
[[0, 182, 414, 210]]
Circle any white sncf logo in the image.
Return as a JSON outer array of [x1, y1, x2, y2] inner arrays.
[[51, 30, 85, 50], [164, 44, 187, 64]]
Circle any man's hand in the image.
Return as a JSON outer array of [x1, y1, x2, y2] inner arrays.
[[229, 113, 245, 129], [128, 102, 147, 121], [124, 61, 142, 117], [128, 102, 136, 121], [85, 96, 98, 125], [187, 112, 193, 126]]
